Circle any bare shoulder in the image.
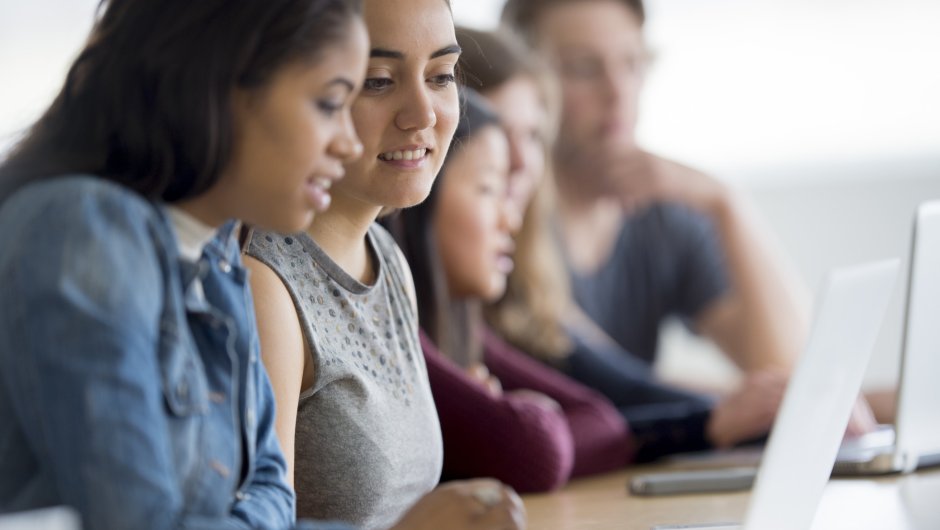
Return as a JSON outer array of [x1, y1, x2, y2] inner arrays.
[[244, 254, 307, 370]]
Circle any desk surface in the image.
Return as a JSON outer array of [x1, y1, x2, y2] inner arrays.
[[523, 464, 940, 529]]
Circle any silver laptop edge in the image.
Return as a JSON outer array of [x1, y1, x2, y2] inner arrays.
[[894, 200, 940, 473], [661, 259, 900, 530], [834, 200, 940, 475]]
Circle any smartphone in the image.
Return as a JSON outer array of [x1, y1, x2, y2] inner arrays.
[[628, 466, 757, 496]]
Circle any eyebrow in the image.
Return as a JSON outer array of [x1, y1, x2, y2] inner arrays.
[[431, 44, 462, 59], [370, 44, 462, 60]]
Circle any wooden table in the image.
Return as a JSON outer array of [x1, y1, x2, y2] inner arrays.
[[523, 464, 940, 529]]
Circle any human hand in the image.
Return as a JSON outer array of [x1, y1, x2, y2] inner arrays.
[[844, 395, 878, 439], [467, 363, 503, 397], [593, 149, 727, 215], [388, 479, 526, 530], [706, 370, 787, 448]]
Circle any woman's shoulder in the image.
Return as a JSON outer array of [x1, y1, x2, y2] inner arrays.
[[1, 175, 162, 228], [368, 222, 410, 276], [367, 221, 399, 255], [0, 175, 172, 321], [245, 228, 311, 270]]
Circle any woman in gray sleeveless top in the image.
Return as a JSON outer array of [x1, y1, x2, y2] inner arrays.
[[243, 0, 525, 529], [248, 226, 440, 529]]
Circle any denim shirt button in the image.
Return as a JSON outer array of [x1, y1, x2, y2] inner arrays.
[[235, 490, 251, 501], [246, 409, 255, 428], [219, 260, 232, 274], [176, 381, 189, 399]]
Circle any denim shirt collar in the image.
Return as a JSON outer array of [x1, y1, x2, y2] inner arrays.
[[175, 219, 242, 316]]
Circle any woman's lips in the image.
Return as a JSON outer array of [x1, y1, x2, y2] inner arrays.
[[305, 176, 335, 212], [496, 253, 515, 275], [377, 147, 431, 169]]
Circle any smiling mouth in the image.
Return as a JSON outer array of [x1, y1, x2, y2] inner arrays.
[[311, 176, 333, 190], [378, 148, 429, 162]]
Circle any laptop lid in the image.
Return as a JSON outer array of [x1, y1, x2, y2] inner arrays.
[[742, 259, 899, 530], [895, 200, 940, 472]]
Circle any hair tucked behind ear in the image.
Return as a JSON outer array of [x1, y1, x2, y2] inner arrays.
[[0, 0, 361, 204]]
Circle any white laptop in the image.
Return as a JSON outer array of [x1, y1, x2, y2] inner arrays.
[[653, 258, 899, 530], [833, 200, 940, 475]]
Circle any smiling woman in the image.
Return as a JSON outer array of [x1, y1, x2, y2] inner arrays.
[[334, 0, 461, 215], [0, 0, 372, 529], [243, 0, 523, 528]]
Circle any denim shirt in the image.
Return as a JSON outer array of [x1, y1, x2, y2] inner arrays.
[[0, 176, 353, 530]]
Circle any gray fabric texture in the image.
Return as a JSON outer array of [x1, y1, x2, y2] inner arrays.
[[248, 224, 443, 530], [566, 203, 730, 364]]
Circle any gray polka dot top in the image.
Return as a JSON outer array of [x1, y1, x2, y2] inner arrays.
[[247, 224, 443, 530]]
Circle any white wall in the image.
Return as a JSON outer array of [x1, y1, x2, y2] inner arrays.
[[449, 0, 940, 389], [0, 0, 100, 155], [4, 1, 938, 169], [452, 0, 940, 182], [658, 156, 940, 391]]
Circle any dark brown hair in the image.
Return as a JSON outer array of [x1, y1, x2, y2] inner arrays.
[[457, 27, 536, 92], [455, 27, 558, 143], [501, 0, 645, 44], [0, 0, 361, 204]]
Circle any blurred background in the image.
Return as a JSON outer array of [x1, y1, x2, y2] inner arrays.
[[2, 0, 938, 391]]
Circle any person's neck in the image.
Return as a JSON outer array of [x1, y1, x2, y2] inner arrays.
[[557, 191, 623, 239], [554, 161, 625, 274], [305, 192, 382, 285], [554, 161, 621, 220], [172, 194, 228, 229]]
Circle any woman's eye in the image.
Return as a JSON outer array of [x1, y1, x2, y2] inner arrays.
[[363, 78, 393, 92], [562, 60, 601, 80], [317, 100, 342, 116], [430, 73, 456, 88]]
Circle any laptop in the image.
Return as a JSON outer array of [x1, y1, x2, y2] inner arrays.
[[833, 200, 940, 475], [651, 258, 899, 530]]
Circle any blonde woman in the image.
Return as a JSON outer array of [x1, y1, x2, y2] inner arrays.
[[460, 27, 787, 460]]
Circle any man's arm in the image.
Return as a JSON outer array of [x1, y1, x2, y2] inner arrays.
[[693, 188, 810, 371], [607, 149, 811, 370]]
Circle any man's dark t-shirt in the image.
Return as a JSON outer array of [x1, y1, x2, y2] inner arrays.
[[566, 203, 730, 364]]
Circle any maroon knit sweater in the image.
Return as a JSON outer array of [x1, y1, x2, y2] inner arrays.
[[422, 328, 634, 493]]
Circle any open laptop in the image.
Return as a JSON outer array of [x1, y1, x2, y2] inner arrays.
[[833, 200, 940, 475], [651, 258, 899, 530]]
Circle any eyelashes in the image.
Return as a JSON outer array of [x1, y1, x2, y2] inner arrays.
[[361, 71, 457, 94], [362, 77, 393, 92], [316, 100, 343, 116], [430, 73, 456, 88]]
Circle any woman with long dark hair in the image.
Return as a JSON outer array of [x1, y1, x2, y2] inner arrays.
[[0, 0, 368, 527]]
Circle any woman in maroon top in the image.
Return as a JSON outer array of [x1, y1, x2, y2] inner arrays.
[[384, 89, 634, 493]]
